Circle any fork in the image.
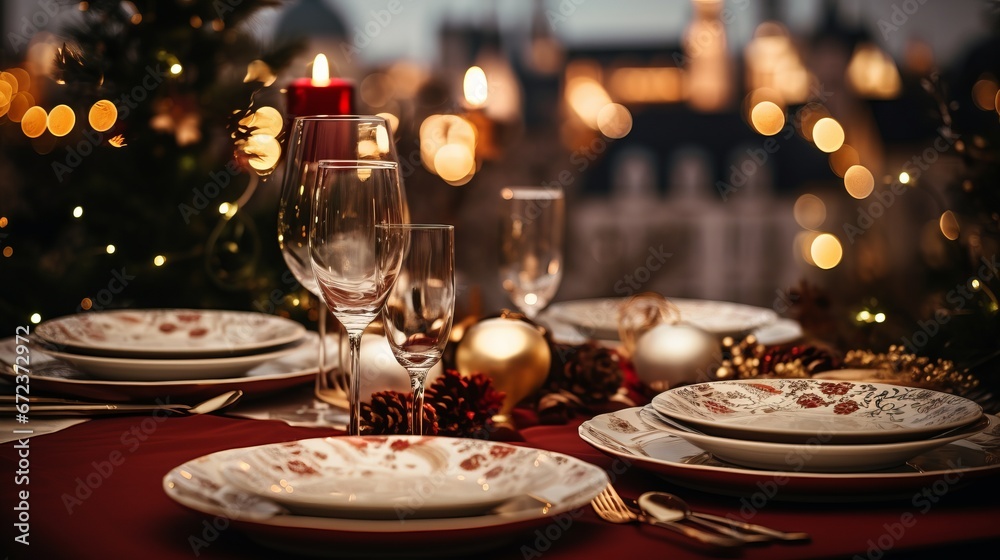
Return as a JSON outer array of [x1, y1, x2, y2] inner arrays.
[[590, 485, 744, 548]]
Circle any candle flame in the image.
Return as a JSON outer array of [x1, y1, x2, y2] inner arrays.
[[312, 54, 331, 87], [464, 66, 488, 107]]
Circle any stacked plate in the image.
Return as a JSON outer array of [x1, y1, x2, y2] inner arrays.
[[643, 379, 986, 472], [28, 309, 309, 382], [163, 436, 608, 556]]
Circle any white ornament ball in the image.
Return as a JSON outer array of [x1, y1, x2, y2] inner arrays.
[[346, 332, 442, 396], [632, 323, 721, 391]]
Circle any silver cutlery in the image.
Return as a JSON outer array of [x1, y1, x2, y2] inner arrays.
[[638, 491, 810, 543], [0, 390, 243, 417], [590, 485, 743, 548]]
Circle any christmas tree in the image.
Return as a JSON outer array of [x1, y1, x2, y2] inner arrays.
[[0, 0, 309, 332]]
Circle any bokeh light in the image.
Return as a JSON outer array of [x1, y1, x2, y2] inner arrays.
[[433, 143, 475, 182], [844, 165, 875, 199], [750, 101, 785, 136], [812, 118, 845, 152], [829, 144, 859, 177], [597, 103, 633, 138], [793, 194, 827, 230], [47, 104, 76, 137], [20, 106, 47, 138], [463, 66, 488, 108], [89, 100, 118, 132], [810, 233, 843, 269], [972, 77, 998, 111], [939, 211, 960, 240]]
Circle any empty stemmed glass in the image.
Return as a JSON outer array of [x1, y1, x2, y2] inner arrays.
[[498, 186, 565, 319], [379, 224, 455, 435], [278, 115, 402, 411], [309, 160, 406, 435]]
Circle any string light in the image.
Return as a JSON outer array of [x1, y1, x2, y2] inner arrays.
[[2, 247, 12, 258], [153, 255, 166, 266], [898, 171, 910, 184], [170, 64, 182, 75], [80, 298, 93, 310], [73, 206, 83, 218], [106, 244, 116, 254], [30, 313, 41, 324]]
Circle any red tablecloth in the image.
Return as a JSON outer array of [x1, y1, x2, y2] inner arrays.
[[2, 414, 999, 559]]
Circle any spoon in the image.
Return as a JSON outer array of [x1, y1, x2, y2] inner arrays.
[[0, 390, 244, 417], [639, 492, 811, 543]]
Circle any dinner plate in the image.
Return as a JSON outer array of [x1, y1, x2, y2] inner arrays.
[[34, 338, 307, 381], [639, 405, 991, 472], [580, 407, 1000, 502], [221, 437, 565, 519], [163, 437, 608, 557], [0, 335, 325, 403], [544, 297, 777, 339], [35, 309, 306, 358], [652, 379, 983, 444]]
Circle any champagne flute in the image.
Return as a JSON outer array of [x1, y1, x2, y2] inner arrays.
[[499, 186, 565, 319], [309, 160, 406, 435], [278, 115, 403, 409], [379, 224, 455, 435]]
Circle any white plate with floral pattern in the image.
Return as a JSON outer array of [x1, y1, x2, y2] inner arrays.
[[652, 379, 982, 444], [545, 298, 777, 339], [579, 407, 1000, 501], [220, 437, 588, 519], [163, 437, 608, 556], [35, 309, 306, 358], [639, 405, 991, 472]]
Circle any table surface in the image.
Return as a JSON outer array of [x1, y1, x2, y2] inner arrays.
[[2, 411, 1000, 560]]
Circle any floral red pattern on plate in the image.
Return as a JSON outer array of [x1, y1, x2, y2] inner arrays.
[[580, 407, 1000, 501], [220, 437, 602, 519], [163, 436, 607, 556], [35, 309, 306, 358], [652, 378, 982, 444]]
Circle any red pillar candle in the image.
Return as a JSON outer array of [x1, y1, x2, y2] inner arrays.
[[286, 54, 355, 119]]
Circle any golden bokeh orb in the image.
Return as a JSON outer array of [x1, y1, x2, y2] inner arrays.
[[20, 105, 48, 138], [750, 101, 785, 136], [793, 194, 827, 230], [810, 233, 843, 269], [47, 104, 76, 137], [8, 92, 34, 122], [812, 117, 845, 153], [433, 143, 475, 182], [844, 165, 875, 199], [88, 100, 118, 132]]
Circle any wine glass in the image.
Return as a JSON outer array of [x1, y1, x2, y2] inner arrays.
[[498, 186, 565, 319], [278, 115, 403, 410], [379, 224, 455, 435], [309, 160, 406, 435]]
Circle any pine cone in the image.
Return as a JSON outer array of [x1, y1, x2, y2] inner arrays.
[[548, 342, 624, 404], [360, 391, 438, 436], [425, 370, 505, 438], [759, 343, 841, 377]]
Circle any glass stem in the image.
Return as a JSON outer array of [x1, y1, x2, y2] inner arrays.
[[348, 330, 364, 436], [315, 302, 327, 393], [409, 368, 430, 436]]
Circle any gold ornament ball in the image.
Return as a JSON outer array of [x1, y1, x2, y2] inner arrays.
[[632, 323, 721, 391], [454, 317, 551, 418]]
